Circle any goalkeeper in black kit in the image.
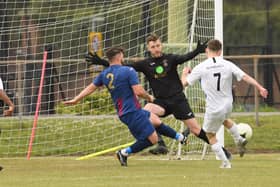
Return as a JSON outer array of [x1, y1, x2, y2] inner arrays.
[[86, 33, 231, 158]]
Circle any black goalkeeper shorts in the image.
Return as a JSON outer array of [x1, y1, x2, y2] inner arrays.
[[153, 92, 195, 120]]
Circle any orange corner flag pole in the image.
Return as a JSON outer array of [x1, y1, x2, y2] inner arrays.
[[27, 51, 48, 160]]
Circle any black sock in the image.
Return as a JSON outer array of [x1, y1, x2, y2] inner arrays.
[[197, 129, 209, 144]]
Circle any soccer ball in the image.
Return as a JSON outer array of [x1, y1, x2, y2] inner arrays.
[[237, 123, 253, 140]]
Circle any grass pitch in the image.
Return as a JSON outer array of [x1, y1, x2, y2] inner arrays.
[[0, 154, 279, 187]]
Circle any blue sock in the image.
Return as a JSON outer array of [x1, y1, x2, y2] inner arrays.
[[130, 139, 153, 153], [125, 147, 132, 154], [175, 133, 181, 140], [156, 123, 177, 139]]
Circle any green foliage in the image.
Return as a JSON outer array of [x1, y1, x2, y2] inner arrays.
[[224, 5, 265, 46], [55, 90, 115, 115], [224, 0, 280, 52]]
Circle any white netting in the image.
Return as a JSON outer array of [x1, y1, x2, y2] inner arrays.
[[0, 0, 218, 159]]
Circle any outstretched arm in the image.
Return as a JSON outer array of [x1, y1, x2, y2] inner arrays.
[[85, 52, 110, 67], [85, 52, 141, 70], [0, 90, 14, 116], [242, 74, 268, 98], [175, 40, 208, 64], [63, 83, 98, 105]]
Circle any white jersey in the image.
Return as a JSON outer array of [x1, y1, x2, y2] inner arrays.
[[0, 78, 3, 90], [187, 56, 245, 114]]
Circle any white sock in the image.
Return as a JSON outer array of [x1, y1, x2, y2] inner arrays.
[[176, 133, 184, 142], [228, 123, 244, 144], [211, 142, 228, 162], [121, 149, 129, 157]]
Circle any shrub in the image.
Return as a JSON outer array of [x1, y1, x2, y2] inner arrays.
[[56, 90, 115, 115]]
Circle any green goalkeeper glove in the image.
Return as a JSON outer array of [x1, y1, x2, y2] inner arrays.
[[194, 40, 208, 54], [85, 52, 110, 67]]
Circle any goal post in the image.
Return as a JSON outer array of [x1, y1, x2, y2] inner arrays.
[[214, 0, 225, 148], [164, 0, 224, 160], [0, 0, 222, 160]]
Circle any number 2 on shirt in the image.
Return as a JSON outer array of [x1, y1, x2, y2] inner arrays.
[[106, 73, 115, 90], [213, 73, 221, 91]]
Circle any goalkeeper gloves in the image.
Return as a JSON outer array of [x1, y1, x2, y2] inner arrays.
[[194, 40, 208, 54], [85, 52, 110, 67]]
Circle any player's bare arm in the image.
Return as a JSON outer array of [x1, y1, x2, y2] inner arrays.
[[0, 90, 14, 116], [132, 84, 154, 103], [64, 83, 98, 105], [242, 74, 268, 98], [181, 67, 192, 87]]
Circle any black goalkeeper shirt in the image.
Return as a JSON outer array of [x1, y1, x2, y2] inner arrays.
[[128, 50, 199, 99]]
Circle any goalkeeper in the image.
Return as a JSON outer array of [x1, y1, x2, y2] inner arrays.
[[65, 47, 188, 166], [85, 33, 214, 155], [0, 77, 15, 171]]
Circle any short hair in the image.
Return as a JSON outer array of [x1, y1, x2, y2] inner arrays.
[[207, 39, 222, 52], [106, 46, 124, 61], [146, 33, 160, 44]]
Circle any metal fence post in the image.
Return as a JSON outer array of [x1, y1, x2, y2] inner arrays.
[[253, 56, 259, 126]]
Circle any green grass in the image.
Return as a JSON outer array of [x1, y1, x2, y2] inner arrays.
[[0, 114, 280, 186], [0, 117, 133, 156], [1, 154, 280, 187], [0, 114, 279, 156], [232, 104, 279, 112], [225, 115, 280, 152]]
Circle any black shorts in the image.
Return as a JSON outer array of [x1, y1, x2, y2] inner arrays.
[[153, 92, 195, 120]]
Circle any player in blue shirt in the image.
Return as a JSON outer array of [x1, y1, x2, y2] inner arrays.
[[64, 47, 187, 166]]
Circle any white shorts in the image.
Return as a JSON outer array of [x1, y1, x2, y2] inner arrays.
[[202, 104, 232, 133]]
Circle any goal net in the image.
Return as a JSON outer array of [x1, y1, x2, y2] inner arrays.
[[0, 0, 221, 159]]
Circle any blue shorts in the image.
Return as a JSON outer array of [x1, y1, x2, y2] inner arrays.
[[120, 109, 155, 140]]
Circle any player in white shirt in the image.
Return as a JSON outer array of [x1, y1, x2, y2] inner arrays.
[[0, 77, 15, 171], [181, 39, 268, 168]]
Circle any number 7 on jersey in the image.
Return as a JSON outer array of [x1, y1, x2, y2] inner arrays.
[[213, 73, 221, 91]]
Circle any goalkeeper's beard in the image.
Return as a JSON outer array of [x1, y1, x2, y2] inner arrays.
[[152, 52, 162, 58]]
